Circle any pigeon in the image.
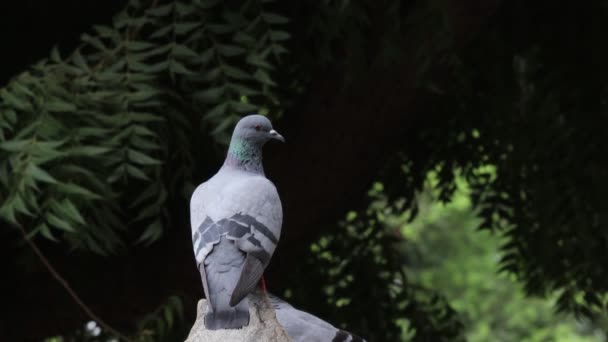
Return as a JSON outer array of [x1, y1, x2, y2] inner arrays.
[[269, 294, 367, 342], [190, 114, 285, 330]]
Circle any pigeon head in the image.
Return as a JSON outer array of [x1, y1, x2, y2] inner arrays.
[[224, 114, 284, 174], [232, 114, 285, 145]]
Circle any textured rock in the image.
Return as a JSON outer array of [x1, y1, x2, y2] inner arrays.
[[185, 291, 292, 342]]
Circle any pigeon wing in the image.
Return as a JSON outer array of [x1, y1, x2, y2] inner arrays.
[[230, 254, 265, 306], [191, 173, 282, 312]]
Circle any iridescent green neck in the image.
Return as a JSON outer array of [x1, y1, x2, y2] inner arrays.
[[224, 137, 264, 174]]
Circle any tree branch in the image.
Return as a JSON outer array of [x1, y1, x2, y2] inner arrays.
[[16, 224, 132, 342]]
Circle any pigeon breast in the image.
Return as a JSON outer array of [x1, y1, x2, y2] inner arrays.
[[190, 167, 282, 265]]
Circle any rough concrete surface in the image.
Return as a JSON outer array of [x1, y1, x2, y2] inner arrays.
[[185, 290, 292, 342]]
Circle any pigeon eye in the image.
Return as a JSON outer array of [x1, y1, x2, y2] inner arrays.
[[254, 125, 261, 131]]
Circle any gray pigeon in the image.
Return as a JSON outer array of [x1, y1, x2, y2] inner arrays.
[[190, 114, 285, 330], [269, 294, 367, 342]]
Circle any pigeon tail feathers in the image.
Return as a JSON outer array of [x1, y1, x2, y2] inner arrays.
[[229, 254, 264, 306], [204, 298, 249, 330], [203, 236, 250, 330]]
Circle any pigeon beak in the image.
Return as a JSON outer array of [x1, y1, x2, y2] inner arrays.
[[269, 129, 285, 143]]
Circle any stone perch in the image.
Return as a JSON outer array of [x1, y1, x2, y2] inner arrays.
[[185, 291, 292, 342]]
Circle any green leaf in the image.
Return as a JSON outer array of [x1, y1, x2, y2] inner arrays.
[[270, 30, 291, 41], [58, 164, 97, 178], [33, 140, 66, 151], [62, 199, 86, 225], [84, 235, 107, 255], [93, 25, 115, 37], [81, 34, 106, 51], [0, 162, 10, 187], [195, 87, 224, 103], [229, 83, 260, 96], [169, 60, 194, 75], [12, 80, 35, 97], [212, 116, 237, 135], [32, 144, 65, 165], [175, 22, 201, 35], [223, 11, 246, 27], [272, 44, 289, 55], [206, 103, 228, 119], [0, 140, 30, 152], [36, 115, 63, 137], [129, 112, 165, 123], [247, 54, 274, 69], [164, 306, 174, 329], [200, 48, 215, 64], [60, 64, 86, 76], [133, 201, 161, 222], [39, 223, 59, 241], [129, 73, 158, 82], [223, 65, 250, 80], [14, 121, 40, 141], [133, 125, 157, 137], [198, 0, 221, 9], [47, 213, 76, 232], [146, 4, 173, 17], [131, 136, 162, 151], [46, 99, 77, 112], [1, 89, 30, 111], [172, 44, 199, 59], [12, 193, 33, 216], [77, 127, 113, 137], [232, 101, 258, 112], [128, 89, 162, 102], [201, 68, 222, 82], [50, 46, 62, 63], [217, 44, 246, 57], [253, 69, 277, 86], [131, 182, 159, 208], [262, 13, 289, 24], [130, 61, 168, 73], [56, 182, 102, 200], [169, 296, 184, 321], [67, 146, 111, 156], [0, 202, 16, 224], [136, 219, 163, 244], [150, 25, 173, 39], [4, 108, 17, 124], [26, 163, 58, 184], [128, 149, 161, 165], [208, 23, 235, 34], [234, 32, 256, 45], [127, 165, 151, 181], [127, 41, 156, 51], [95, 71, 123, 82], [175, 2, 194, 15], [72, 50, 89, 70]]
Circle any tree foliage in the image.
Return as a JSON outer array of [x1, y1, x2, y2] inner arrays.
[[384, 0, 608, 321], [403, 172, 606, 342], [284, 183, 464, 341], [0, 0, 289, 253], [4, 0, 608, 341]]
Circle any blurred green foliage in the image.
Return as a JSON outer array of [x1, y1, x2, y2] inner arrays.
[[283, 168, 608, 341], [402, 171, 606, 341], [283, 177, 464, 341]]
